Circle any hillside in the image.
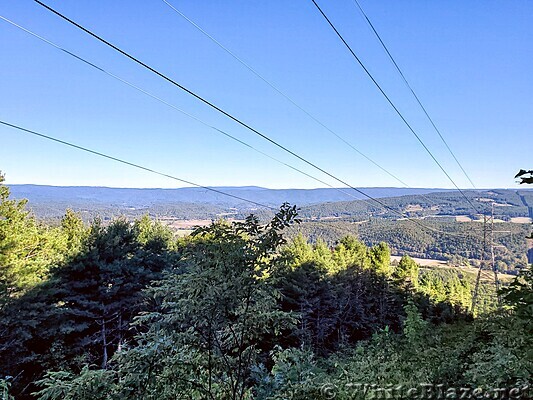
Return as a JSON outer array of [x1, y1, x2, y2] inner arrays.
[[1, 184, 531, 399], [299, 189, 533, 220], [7, 184, 533, 222], [8, 184, 459, 206], [290, 219, 531, 272], [7, 184, 532, 272]]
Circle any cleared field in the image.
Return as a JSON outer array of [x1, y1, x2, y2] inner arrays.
[[454, 265, 515, 281], [493, 202, 512, 207], [391, 255, 446, 267], [405, 204, 423, 212], [162, 218, 245, 230], [175, 229, 194, 237], [510, 217, 532, 223], [391, 256, 516, 282], [165, 219, 213, 229], [455, 216, 506, 223]]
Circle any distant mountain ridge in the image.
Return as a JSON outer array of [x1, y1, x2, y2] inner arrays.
[[8, 184, 459, 208]]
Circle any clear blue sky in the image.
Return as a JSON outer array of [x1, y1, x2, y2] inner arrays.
[[1, 0, 531, 189]]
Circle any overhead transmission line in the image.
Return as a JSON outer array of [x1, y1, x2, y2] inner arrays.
[[0, 21, 487, 240], [350, 0, 477, 189], [30, 0, 440, 230], [158, 0, 415, 191], [0, 119, 405, 240], [158, 1, 481, 225], [0, 15, 376, 209], [0, 120, 277, 210], [0, 118, 459, 243], [0, 14, 452, 240], [158, 0, 477, 217], [158, 0, 446, 211], [31, 0, 477, 239], [0, 112, 477, 241], [310, 0, 481, 215]]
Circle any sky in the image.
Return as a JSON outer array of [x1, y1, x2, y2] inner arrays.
[[0, 0, 531, 190]]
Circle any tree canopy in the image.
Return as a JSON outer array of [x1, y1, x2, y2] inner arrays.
[[0, 176, 530, 399]]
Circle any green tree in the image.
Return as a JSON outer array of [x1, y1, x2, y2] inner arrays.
[[500, 266, 533, 368], [0, 216, 176, 399], [332, 236, 370, 272], [60, 209, 88, 257], [275, 237, 405, 353], [312, 239, 333, 271], [392, 255, 419, 288], [36, 204, 300, 400], [0, 173, 68, 309], [35, 367, 116, 400], [369, 242, 391, 276], [1, 378, 14, 400], [280, 233, 313, 268]]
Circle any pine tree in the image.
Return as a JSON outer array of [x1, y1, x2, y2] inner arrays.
[[392, 255, 419, 288], [369, 242, 391, 276], [0, 216, 176, 398], [0, 173, 68, 308]]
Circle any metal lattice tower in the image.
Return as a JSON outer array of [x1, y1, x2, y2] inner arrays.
[[472, 203, 512, 312]]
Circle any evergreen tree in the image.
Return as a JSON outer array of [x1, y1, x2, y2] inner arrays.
[[369, 242, 391, 276], [36, 204, 300, 400], [0, 173, 68, 309], [60, 209, 88, 257], [392, 255, 419, 288], [0, 216, 176, 399], [332, 236, 370, 271], [280, 233, 313, 268]]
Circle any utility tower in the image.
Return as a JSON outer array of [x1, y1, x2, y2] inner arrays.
[[471, 203, 511, 312], [471, 214, 488, 312]]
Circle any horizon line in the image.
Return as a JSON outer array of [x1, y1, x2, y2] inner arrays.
[[5, 183, 524, 191]]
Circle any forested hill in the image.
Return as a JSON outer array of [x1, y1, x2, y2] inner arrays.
[[7, 184, 533, 222], [299, 188, 533, 220], [9, 184, 454, 207]]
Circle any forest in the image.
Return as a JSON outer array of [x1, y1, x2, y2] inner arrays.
[[12, 185, 533, 224], [13, 184, 533, 272], [291, 219, 530, 272], [1, 173, 532, 399]]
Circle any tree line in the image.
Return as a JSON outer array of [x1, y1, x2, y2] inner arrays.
[[0, 173, 531, 399]]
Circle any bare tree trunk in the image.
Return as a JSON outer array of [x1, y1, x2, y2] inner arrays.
[[117, 310, 123, 353], [101, 317, 108, 369]]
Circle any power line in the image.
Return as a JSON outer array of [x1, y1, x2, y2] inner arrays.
[[0, 115, 476, 239], [31, 1, 481, 239], [1, 116, 482, 244], [0, 120, 277, 210], [471, 202, 511, 311], [32, 0, 449, 231], [0, 120, 419, 239], [158, 0, 445, 211], [158, 0, 416, 190], [0, 14, 376, 209], [309, 0, 481, 215], [2, 14, 467, 239], [350, 0, 477, 189], [0, 15, 494, 240]]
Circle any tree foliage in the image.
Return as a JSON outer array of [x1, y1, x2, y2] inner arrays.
[[0, 173, 71, 309], [515, 169, 533, 185], [0, 211, 176, 398], [0, 181, 531, 400]]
